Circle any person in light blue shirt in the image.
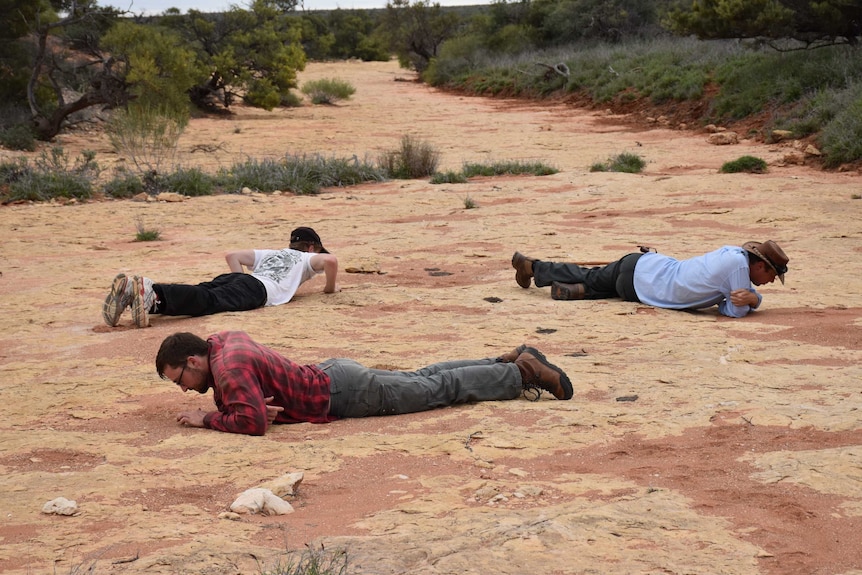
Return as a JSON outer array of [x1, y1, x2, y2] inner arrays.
[[511, 240, 789, 318]]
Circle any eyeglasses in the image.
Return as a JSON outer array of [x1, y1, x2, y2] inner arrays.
[[174, 363, 188, 386], [161, 363, 188, 386]]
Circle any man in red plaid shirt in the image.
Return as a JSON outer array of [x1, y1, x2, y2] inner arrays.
[[156, 331, 573, 436]]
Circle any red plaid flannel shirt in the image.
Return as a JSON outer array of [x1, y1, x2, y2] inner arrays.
[[203, 331, 335, 435]]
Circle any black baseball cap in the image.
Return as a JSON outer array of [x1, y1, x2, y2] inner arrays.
[[290, 227, 328, 253]]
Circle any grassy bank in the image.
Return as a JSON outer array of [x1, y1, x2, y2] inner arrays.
[[425, 37, 862, 168]]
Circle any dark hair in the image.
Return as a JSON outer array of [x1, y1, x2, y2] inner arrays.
[[746, 251, 765, 266], [156, 332, 209, 377], [289, 240, 316, 252]]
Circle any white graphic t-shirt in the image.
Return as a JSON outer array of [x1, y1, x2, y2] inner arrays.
[[251, 249, 318, 306]]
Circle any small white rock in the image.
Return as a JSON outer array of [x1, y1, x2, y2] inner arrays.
[[42, 497, 78, 516]]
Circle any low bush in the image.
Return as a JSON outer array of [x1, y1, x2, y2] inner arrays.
[[720, 155, 768, 173], [430, 170, 469, 184], [379, 135, 440, 179], [461, 160, 557, 177], [1, 147, 100, 202], [158, 167, 216, 196], [0, 124, 36, 151], [103, 171, 145, 198], [134, 216, 161, 241], [590, 152, 646, 173], [818, 86, 862, 168], [301, 78, 356, 105], [218, 153, 386, 195]]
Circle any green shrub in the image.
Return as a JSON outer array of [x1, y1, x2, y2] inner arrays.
[[301, 78, 356, 105], [590, 152, 645, 173], [819, 88, 862, 168], [378, 135, 440, 179], [430, 170, 468, 184], [720, 155, 768, 174], [134, 216, 161, 242], [0, 157, 31, 184], [102, 171, 145, 198], [463, 195, 477, 209], [218, 153, 386, 195], [0, 124, 36, 151], [281, 90, 304, 108], [2, 147, 100, 202], [461, 160, 557, 177], [7, 171, 94, 202], [158, 167, 216, 196]]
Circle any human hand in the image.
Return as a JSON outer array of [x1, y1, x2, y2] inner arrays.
[[264, 396, 284, 424], [177, 409, 207, 428], [730, 289, 758, 307]]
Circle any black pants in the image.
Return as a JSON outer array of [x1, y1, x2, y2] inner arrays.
[[153, 273, 267, 317], [532, 253, 643, 301]]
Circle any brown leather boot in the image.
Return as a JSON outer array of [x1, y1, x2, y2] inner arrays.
[[551, 281, 587, 300], [497, 345, 551, 363], [496, 344, 527, 363], [514, 348, 573, 400], [511, 252, 534, 289]]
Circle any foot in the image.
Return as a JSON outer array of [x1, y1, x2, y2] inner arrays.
[[102, 273, 134, 327], [131, 276, 155, 328], [512, 252, 534, 289], [551, 282, 587, 300], [515, 347, 573, 400]]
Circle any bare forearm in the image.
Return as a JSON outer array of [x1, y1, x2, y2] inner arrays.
[[323, 258, 339, 293]]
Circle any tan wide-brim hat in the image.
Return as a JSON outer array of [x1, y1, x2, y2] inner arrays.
[[743, 240, 789, 284]]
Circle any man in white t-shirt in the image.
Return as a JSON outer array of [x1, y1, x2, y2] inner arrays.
[[102, 227, 339, 328]]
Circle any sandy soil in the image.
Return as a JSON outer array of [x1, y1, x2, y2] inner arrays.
[[1, 59, 861, 575]]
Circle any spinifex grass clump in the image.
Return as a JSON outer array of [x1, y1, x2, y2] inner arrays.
[[590, 152, 645, 173], [218, 153, 386, 194], [430, 170, 468, 184], [378, 135, 440, 179], [461, 160, 557, 177], [301, 78, 356, 105], [430, 160, 557, 184], [134, 216, 161, 241], [158, 167, 217, 196], [720, 155, 768, 173]]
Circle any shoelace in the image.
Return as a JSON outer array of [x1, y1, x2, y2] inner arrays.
[[522, 381, 543, 402]]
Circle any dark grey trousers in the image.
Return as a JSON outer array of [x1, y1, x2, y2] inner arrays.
[[319, 358, 522, 418], [533, 252, 643, 301]]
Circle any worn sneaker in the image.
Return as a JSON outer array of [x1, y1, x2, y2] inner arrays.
[[102, 273, 135, 327], [130, 276, 155, 328]]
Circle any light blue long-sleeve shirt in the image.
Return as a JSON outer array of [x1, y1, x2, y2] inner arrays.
[[632, 246, 761, 317]]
